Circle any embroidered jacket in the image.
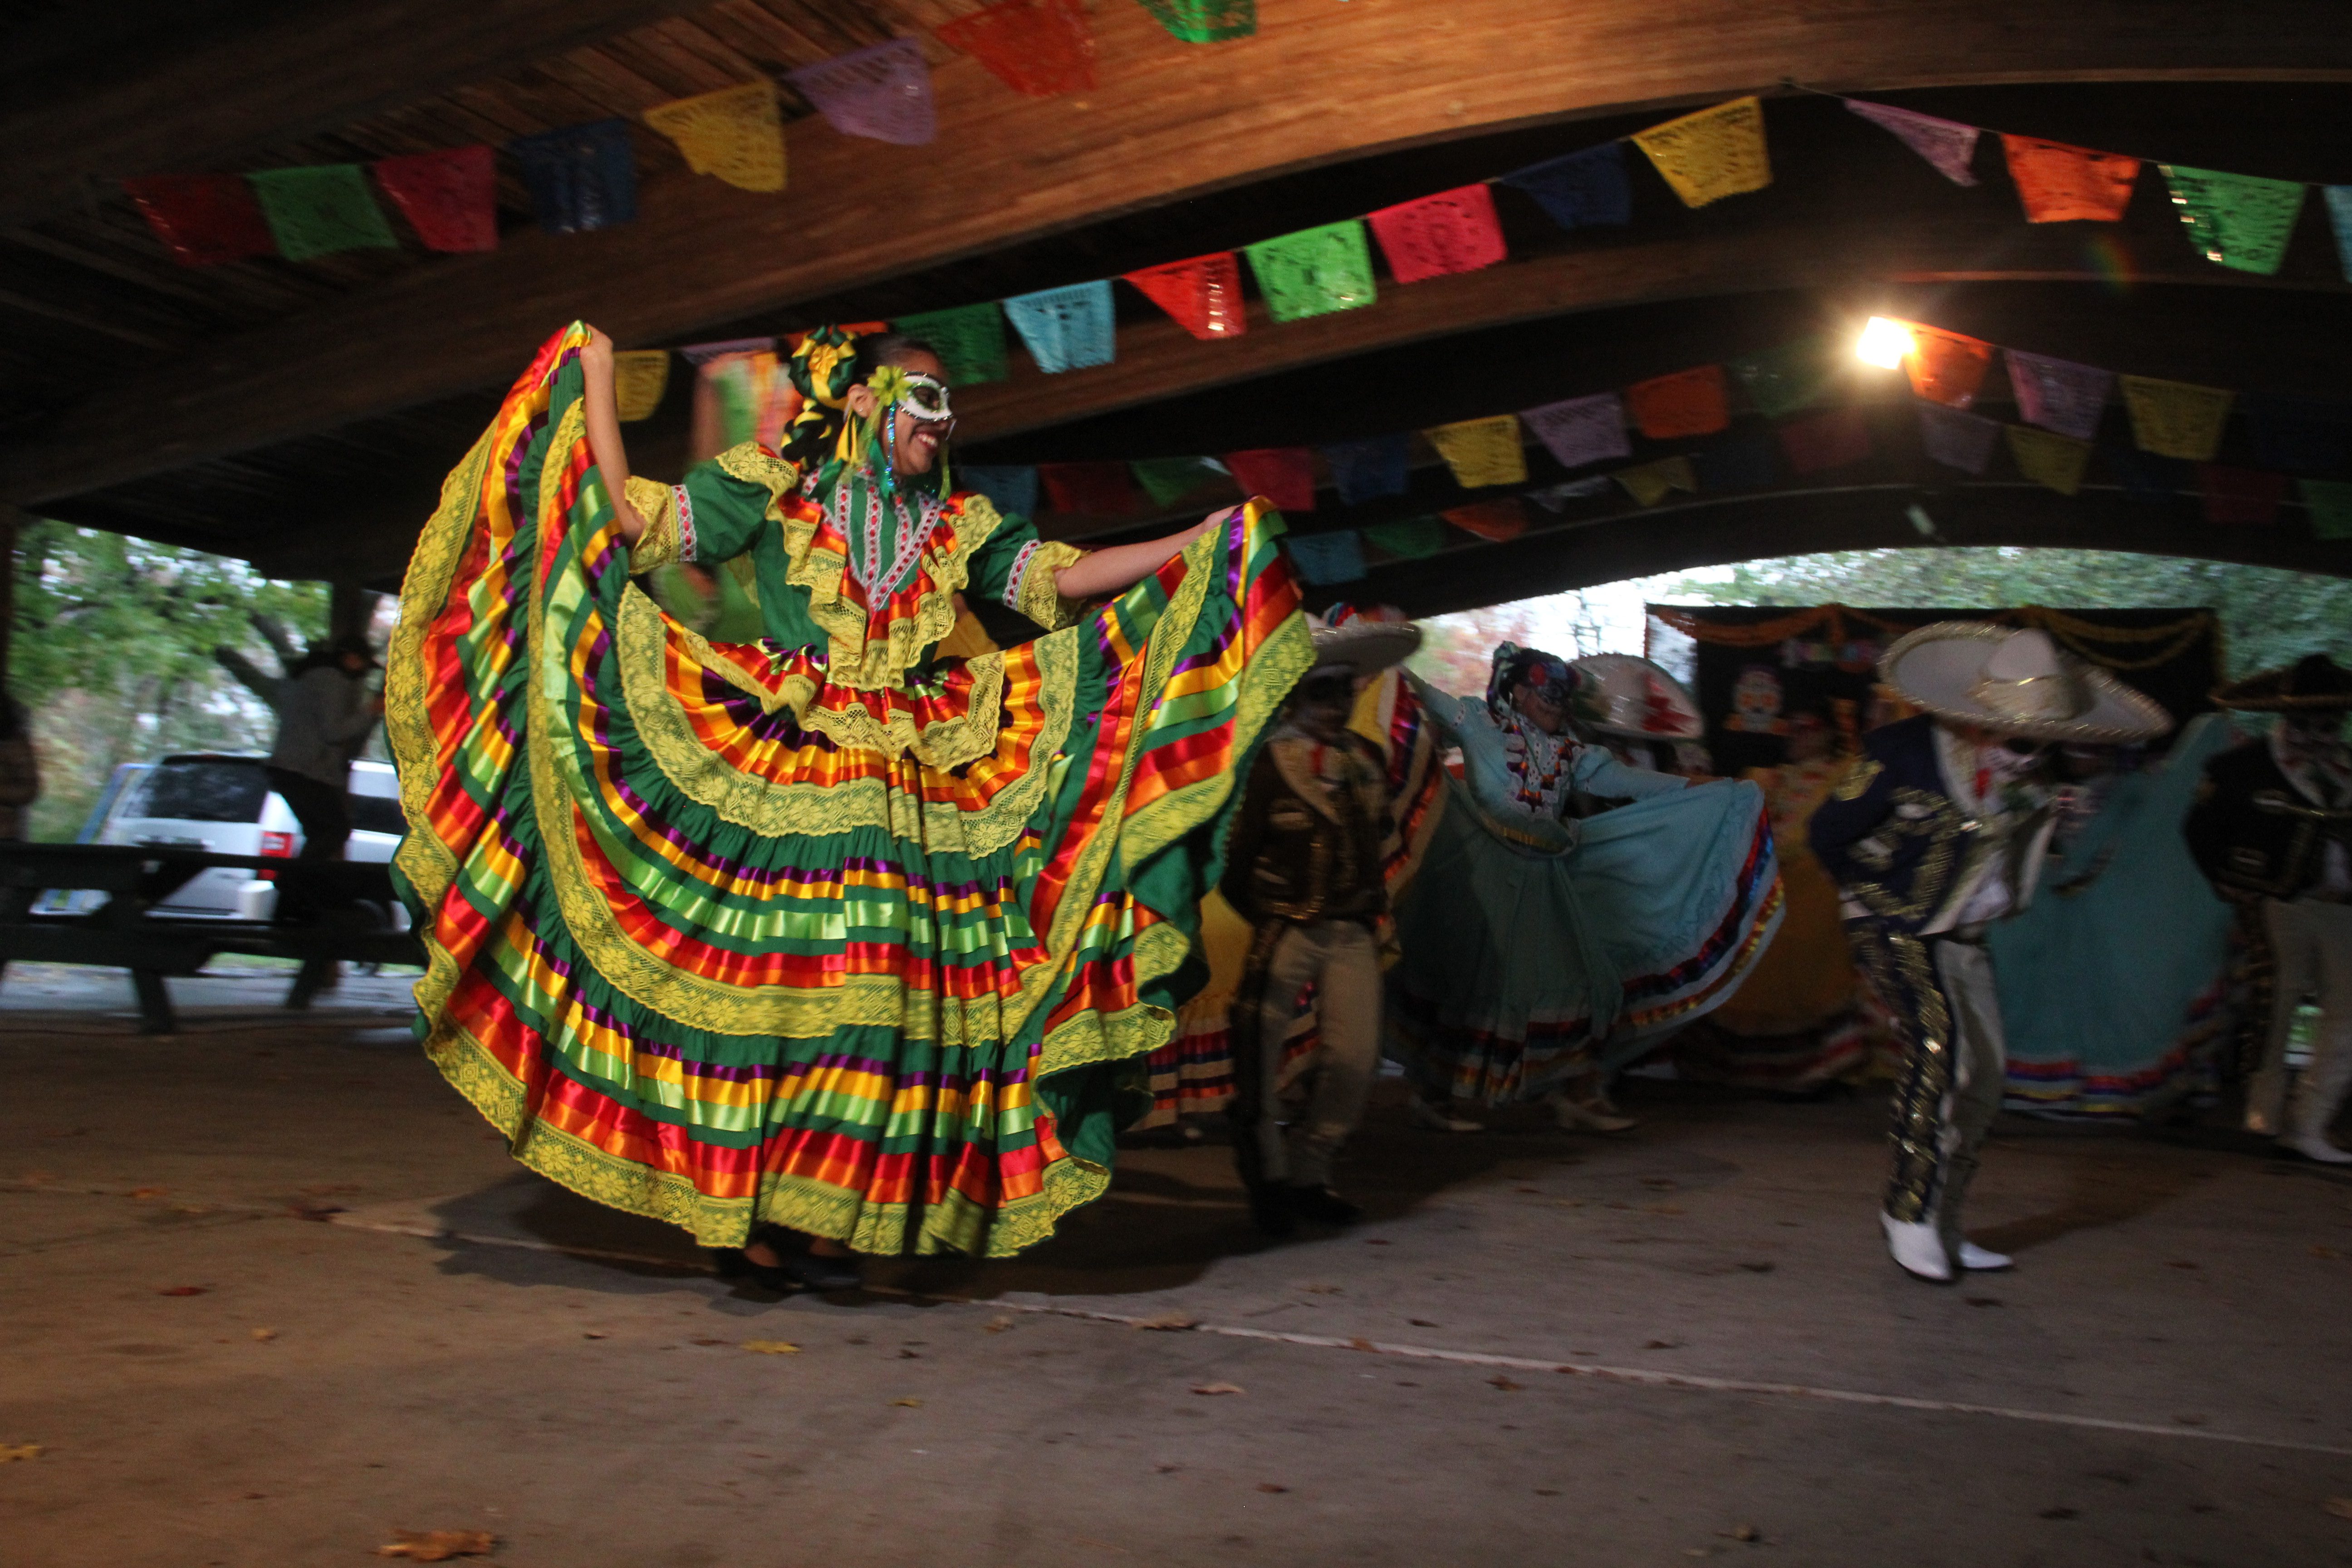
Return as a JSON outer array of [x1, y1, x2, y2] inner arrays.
[[1221, 733, 1392, 926], [2184, 731, 2352, 901], [1808, 715, 2054, 937]]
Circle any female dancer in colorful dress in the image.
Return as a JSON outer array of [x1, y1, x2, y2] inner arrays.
[[387, 323, 1307, 1285], [1389, 644, 1782, 1132]]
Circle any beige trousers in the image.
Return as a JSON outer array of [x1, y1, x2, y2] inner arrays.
[[2250, 898, 2352, 1141], [1236, 920, 1382, 1188]]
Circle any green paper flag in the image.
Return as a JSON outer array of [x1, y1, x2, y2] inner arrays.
[[1129, 456, 1221, 507], [2161, 163, 2308, 276], [894, 302, 1009, 386], [2303, 478, 2352, 541], [1729, 338, 1834, 418], [1363, 517, 1447, 559], [246, 164, 398, 262], [1133, 0, 1256, 43], [1244, 220, 1377, 323]]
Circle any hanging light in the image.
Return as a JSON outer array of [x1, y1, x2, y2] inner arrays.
[[1857, 316, 1915, 369]]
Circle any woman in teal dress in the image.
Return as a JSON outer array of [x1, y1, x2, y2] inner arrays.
[[1988, 714, 2237, 1118], [1388, 645, 1784, 1131]]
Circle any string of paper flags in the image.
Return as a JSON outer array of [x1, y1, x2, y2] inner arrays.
[[920, 315, 2352, 589], [116, 0, 1257, 266]]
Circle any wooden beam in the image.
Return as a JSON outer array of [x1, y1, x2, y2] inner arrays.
[[1330, 483, 2352, 619], [6, 0, 2349, 507], [0, 0, 718, 230]]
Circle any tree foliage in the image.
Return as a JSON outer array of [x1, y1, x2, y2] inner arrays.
[[12, 521, 327, 841]]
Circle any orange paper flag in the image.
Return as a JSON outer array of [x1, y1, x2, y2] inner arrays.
[[2001, 135, 2138, 223], [1626, 365, 1730, 439], [1903, 324, 1995, 409]]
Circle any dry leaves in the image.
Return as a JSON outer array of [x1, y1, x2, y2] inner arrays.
[[377, 1529, 495, 1561], [1132, 1311, 1196, 1332], [1255, 1482, 1289, 1494], [128, 1186, 166, 1198], [0, 1444, 43, 1463], [891, 1398, 923, 1408], [1718, 1524, 1763, 1542], [2323, 1496, 2352, 1520], [157, 1286, 207, 1297], [740, 1341, 800, 1356], [250, 1328, 277, 1343], [983, 1316, 1015, 1334], [1190, 1382, 1244, 1396], [1489, 1376, 1524, 1391]]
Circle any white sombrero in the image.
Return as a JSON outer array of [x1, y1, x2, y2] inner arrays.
[[1308, 614, 1421, 677], [1879, 622, 2171, 745], [1569, 653, 1705, 740]]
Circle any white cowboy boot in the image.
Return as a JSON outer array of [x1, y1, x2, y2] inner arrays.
[[1882, 1212, 1952, 1282]]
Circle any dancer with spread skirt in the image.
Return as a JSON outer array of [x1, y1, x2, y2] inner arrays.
[[387, 322, 1308, 1278]]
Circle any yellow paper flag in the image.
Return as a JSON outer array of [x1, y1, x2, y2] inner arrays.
[[1615, 455, 1698, 508], [1425, 415, 1526, 488], [613, 351, 671, 422], [1632, 96, 1771, 209], [2117, 374, 2234, 462], [2005, 425, 2092, 495], [645, 81, 787, 193]]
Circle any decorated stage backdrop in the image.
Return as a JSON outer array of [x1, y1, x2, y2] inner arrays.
[[1648, 605, 2220, 775]]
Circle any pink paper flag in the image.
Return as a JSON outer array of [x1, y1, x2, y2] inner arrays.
[[1520, 392, 1631, 470], [1917, 405, 2001, 474], [1846, 100, 1980, 186], [2004, 349, 2112, 441], [788, 36, 935, 145]]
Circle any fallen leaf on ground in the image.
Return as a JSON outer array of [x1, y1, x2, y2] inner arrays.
[[377, 1529, 495, 1560], [1736, 1262, 1774, 1274], [1300, 1284, 1342, 1294], [169, 1204, 210, 1215], [250, 1328, 277, 1343], [1514, 1186, 1541, 1194], [1363, 1239, 1391, 1246], [2312, 1245, 2341, 1260], [1408, 1318, 1439, 1328], [2323, 1497, 2352, 1520], [1155, 1463, 1181, 1474], [740, 1341, 800, 1355], [1642, 1177, 1679, 1189], [2038, 1506, 2078, 1520], [128, 1187, 166, 1198], [2166, 1260, 2199, 1270], [1534, 1488, 1560, 1497], [689, 1338, 727, 1346], [1965, 1297, 2003, 1308], [1644, 1340, 1680, 1351], [287, 1200, 346, 1221], [582, 1332, 608, 1340], [1255, 1482, 1289, 1494], [2174, 1414, 2208, 1426], [1191, 1382, 1244, 1396], [891, 1398, 922, 1408], [1349, 1338, 1377, 1352], [1132, 1311, 1196, 1332], [1644, 1203, 1685, 1216], [983, 1316, 1015, 1333], [1553, 1199, 1585, 1208], [1719, 1524, 1762, 1542], [158, 1286, 207, 1297], [1489, 1376, 1524, 1391], [897, 1348, 921, 1359], [0, 1444, 43, 1463]]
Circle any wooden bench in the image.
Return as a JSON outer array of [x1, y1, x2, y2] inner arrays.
[[0, 843, 421, 1034]]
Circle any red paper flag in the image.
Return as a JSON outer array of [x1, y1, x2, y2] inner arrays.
[[1123, 252, 1247, 340], [1626, 365, 1730, 439], [2201, 465, 2288, 525], [2001, 135, 2139, 223], [1040, 461, 1137, 514], [1366, 184, 1508, 284], [1442, 500, 1527, 543], [1777, 408, 1873, 474], [1223, 448, 1316, 513], [371, 146, 498, 253], [121, 174, 275, 266], [936, 0, 1096, 98], [1904, 324, 1995, 409]]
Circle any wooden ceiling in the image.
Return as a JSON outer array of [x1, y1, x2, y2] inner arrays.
[[5, 0, 2352, 605]]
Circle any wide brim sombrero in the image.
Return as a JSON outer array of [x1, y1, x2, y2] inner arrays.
[[2210, 654, 2352, 712], [1308, 618, 1421, 677], [1879, 621, 2171, 745], [1570, 653, 1705, 740]]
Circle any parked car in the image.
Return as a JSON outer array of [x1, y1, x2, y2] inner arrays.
[[37, 754, 406, 921]]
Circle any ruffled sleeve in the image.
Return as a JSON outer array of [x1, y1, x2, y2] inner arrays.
[[622, 476, 684, 571], [967, 509, 1088, 632], [674, 441, 802, 565]]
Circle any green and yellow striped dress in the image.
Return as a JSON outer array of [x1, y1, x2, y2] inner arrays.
[[387, 323, 1309, 1257]]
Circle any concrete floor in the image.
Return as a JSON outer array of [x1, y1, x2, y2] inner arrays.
[[5, 963, 2352, 1567]]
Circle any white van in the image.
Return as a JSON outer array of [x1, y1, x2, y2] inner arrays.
[[54, 754, 406, 920]]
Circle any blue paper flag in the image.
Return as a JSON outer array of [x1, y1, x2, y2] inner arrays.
[[510, 118, 637, 235], [2326, 186, 2352, 284], [2103, 446, 2188, 504], [1002, 280, 1116, 374], [2248, 392, 2352, 474], [1319, 434, 1413, 505], [960, 465, 1040, 519], [1499, 142, 1632, 231], [1694, 434, 1776, 492], [1287, 529, 1368, 585]]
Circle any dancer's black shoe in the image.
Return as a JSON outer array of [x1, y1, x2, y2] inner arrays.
[[1246, 1181, 1298, 1238], [1286, 1185, 1363, 1226]]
